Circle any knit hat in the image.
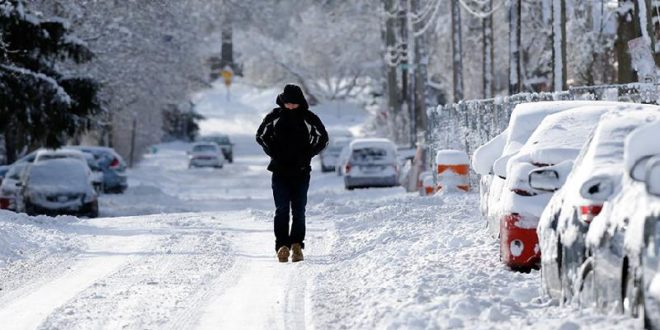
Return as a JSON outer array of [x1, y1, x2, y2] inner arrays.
[[280, 84, 306, 104]]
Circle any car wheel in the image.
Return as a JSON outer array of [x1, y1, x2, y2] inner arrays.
[[24, 201, 35, 216], [86, 200, 99, 218]]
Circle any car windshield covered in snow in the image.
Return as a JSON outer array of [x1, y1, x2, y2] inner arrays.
[[27, 159, 89, 191]]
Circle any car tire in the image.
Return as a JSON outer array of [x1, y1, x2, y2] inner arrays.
[[87, 201, 99, 218], [24, 201, 35, 216]]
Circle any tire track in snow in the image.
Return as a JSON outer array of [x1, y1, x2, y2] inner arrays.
[[37, 215, 233, 329]]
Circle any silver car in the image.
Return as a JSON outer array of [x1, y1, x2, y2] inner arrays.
[[343, 138, 399, 190]]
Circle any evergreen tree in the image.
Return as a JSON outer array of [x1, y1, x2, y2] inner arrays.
[[0, 0, 101, 163]]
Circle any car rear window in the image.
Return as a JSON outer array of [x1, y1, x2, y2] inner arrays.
[[193, 145, 217, 152], [29, 162, 87, 185], [351, 147, 390, 164]]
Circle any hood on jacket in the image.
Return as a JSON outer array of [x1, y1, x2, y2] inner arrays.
[[276, 84, 309, 110]]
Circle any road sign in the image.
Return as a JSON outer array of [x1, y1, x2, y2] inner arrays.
[[221, 68, 233, 87]]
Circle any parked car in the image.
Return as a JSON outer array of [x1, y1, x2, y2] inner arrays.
[[581, 119, 660, 327], [343, 138, 399, 190], [199, 134, 234, 163], [188, 142, 225, 168], [15, 158, 99, 217], [67, 146, 128, 194], [499, 106, 614, 271], [536, 107, 660, 301], [320, 137, 352, 172], [0, 163, 27, 210], [473, 101, 622, 239]]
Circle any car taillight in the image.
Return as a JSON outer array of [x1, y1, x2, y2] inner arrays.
[[109, 158, 120, 169], [345, 163, 352, 174], [579, 205, 603, 224], [511, 188, 537, 197]]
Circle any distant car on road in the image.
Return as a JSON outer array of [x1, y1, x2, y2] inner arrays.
[[188, 142, 225, 169], [67, 146, 128, 194], [15, 158, 99, 217], [343, 138, 399, 190], [199, 134, 234, 163]]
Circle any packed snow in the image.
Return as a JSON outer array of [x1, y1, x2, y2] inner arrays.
[[0, 82, 644, 329]]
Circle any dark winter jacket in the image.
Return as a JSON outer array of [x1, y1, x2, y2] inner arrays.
[[256, 95, 328, 175]]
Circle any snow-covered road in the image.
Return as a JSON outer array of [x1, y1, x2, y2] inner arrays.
[[0, 82, 640, 329]]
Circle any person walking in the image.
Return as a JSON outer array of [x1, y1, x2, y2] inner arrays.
[[256, 84, 328, 262]]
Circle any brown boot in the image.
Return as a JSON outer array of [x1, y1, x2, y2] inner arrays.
[[291, 243, 304, 262], [277, 246, 290, 263]]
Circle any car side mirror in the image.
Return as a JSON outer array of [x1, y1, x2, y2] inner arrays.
[[631, 155, 652, 182], [529, 169, 561, 192], [646, 158, 660, 197], [579, 176, 614, 201]]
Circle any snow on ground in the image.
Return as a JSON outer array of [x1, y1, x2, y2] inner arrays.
[[0, 81, 643, 329]]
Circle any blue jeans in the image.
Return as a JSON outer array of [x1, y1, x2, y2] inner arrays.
[[272, 172, 310, 251]]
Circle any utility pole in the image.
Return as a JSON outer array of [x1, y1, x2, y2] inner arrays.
[[482, 0, 494, 98], [509, 0, 522, 94], [384, 0, 400, 141], [451, 0, 464, 101], [551, 0, 567, 91]]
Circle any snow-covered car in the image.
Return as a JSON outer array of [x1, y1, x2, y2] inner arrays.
[[320, 137, 352, 172], [67, 146, 128, 194], [499, 106, 614, 270], [15, 158, 99, 217], [473, 101, 622, 239], [34, 149, 100, 188], [536, 107, 660, 301], [343, 138, 399, 190], [582, 119, 660, 326], [188, 142, 225, 168], [0, 162, 28, 210], [199, 134, 234, 163]]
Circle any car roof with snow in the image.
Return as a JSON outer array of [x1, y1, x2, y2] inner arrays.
[[27, 158, 90, 185], [580, 108, 660, 175], [511, 106, 619, 166], [492, 101, 639, 177], [35, 148, 86, 161], [624, 117, 660, 177], [349, 138, 396, 150], [503, 101, 624, 157]]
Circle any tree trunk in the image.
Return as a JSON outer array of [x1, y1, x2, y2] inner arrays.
[[617, 0, 637, 83], [509, 0, 522, 94], [552, 0, 567, 91], [482, 0, 494, 98], [451, 0, 464, 101]]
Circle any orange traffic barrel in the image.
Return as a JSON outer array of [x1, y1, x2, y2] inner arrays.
[[435, 150, 470, 192]]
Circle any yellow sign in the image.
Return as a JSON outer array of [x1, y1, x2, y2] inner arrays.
[[221, 69, 233, 87]]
